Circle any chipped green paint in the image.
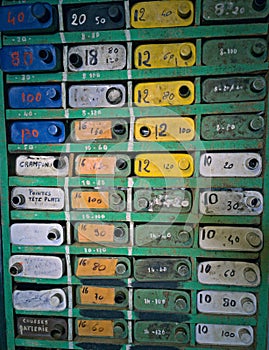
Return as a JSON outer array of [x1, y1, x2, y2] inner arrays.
[[0, 0, 268, 349]]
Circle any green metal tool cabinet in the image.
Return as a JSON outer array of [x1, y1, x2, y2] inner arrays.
[[0, 0, 268, 349]]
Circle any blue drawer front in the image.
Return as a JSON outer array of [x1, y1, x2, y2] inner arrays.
[[0, 3, 55, 32], [8, 85, 62, 109], [0, 45, 59, 73], [11, 121, 65, 144]]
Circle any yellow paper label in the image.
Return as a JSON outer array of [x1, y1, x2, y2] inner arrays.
[[76, 258, 118, 276], [77, 319, 114, 337], [134, 43, 196, 69], [73, 120, 112, 141], [135, 117, 195, 141], [76, 156, 116, 175], [134, 153, 194, 177], [134, 81, 194, 106], [77, 223, 114, 243], [131, 1, 194, 28], [71, 191, 109, 209], [79, 286, 116, 305]]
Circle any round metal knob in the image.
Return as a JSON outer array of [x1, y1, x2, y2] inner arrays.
[[178, 158, 190, 170], [177, 230, 190, 243], [140, 126, 151, 137], [9, 262, 23, 276], [114, 227, 125, 238], [251, 40, 266, 57], [116, 158, 128, 170], [47, 228, 61, 241], [250, 78, 266, 92], [175, 296, 187, 310], [177, 3, 192, 18], [180, 44, 192, 60], [238, 328, 252, 344], [114, 291, 127, 304], [108, 6, 122, 22], [115, 263, 127, 275], [31, 3, 50, 23], [249, 116, 264, 131], [175, 327, 188, 342], [12, 194, 25, 206], [50, 293, 63, 307], [245, 157, 259, 170], [177, 263, 190, 277], [246, 196, 261, 209], [241, 297, 255, 314], [39, 49, 53, 64], [113, 123, 126, 135], [252, 0, 266, 11], [111, 193, 123, 205], [113, 323, 125, 337], [137, 197, 149, 209], [69, 53, 83, 68], [243, 267, 258, 283], [179, 85, 190, 98], [47, 88, 60, 101], [106, 87, 123, 105], [53, 157, 66, 170], [47, 124, 60, 135], [50, 324, 65, 339], [246, 231, 262, 248]]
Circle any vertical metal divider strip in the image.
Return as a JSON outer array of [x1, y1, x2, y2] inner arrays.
[[196, 38, 202, 68], [59, 4, 74, 347], [256, 48, 269, 349], [0, 26, 14, 348], [125, 1, 133, 346], [195, 0, 202, 26], [1, 1, 268, 349], [191, 3, 202, 346], [0, 211, 7, 350], [58, 3, 64, 32], [191, 3, 202, 340], [190, 290, 197, 346], [124, 0, 131, 29]]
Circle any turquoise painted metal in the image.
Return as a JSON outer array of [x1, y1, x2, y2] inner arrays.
[[0, 0, 268, 349]]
